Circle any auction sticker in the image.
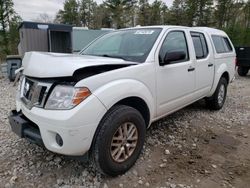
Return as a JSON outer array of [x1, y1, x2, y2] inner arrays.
[[134, 30, 155, 35]]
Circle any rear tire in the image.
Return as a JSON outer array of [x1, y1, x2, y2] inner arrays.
[[91, 105, 146, 176], [206, 77, 228, 110], [238, 66, 249, 76]]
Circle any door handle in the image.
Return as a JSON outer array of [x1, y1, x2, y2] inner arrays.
[[208, 63, 213, 67], [188, 67, 195, 72]]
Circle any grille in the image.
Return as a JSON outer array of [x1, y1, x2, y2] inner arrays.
[[21, 77, 52, 109]]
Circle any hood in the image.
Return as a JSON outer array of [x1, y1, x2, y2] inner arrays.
[[22, 52, 136, 78]]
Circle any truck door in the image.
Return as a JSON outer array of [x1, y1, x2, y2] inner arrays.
[[190, 31, 214, 95], [156, 29, 196, 117]]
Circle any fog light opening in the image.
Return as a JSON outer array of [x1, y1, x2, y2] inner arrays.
[[56, 134, 63, 147]]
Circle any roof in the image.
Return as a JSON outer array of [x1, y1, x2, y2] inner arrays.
[[192, 27, 227, 36], [6, 55, 22, 59], [121, 25, 227, 36], [19, 21, 72, 32]]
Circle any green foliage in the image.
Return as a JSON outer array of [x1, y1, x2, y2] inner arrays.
[[137, 0, 151, 26], [55, 0, 80, 26], [104, 0, 137, 28], [54, 0, 250, 45], [0, 0, 247, 57], [0, 0, 21, 60], [79, 0, 97, 28]]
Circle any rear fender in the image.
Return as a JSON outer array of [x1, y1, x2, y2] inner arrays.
[[208, 63, 228, 97]]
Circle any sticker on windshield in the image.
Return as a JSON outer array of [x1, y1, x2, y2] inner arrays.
[[134, 30, 155, 35]]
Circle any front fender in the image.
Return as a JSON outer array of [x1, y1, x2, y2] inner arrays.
[[92, 79, 155, 122]]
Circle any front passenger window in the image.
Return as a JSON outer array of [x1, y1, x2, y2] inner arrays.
[[159, 31, 189, 64]]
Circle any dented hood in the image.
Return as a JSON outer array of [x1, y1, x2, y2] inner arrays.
[[22, 52, 134, 78]]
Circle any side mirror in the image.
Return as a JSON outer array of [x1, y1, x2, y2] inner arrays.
[[161, 50, 186, 65]]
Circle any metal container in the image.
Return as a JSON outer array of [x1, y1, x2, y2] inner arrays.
[[18, 21, 73, 57], [6, 55, 22, 81]]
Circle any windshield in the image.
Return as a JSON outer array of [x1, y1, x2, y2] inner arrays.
[[81, 28, 162, 63]]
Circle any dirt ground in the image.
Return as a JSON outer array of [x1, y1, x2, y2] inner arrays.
[[0, 74, 250, 188]]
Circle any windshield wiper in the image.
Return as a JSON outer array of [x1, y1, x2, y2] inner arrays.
[[101, 54, 126, 61]]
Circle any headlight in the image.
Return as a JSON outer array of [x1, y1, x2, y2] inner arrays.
[[45, 85, 91, 110], [18, 75, 24, 91]]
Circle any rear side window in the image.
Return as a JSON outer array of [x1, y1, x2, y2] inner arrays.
[[212, 35, 233, 53], [191, 32, 208, 59], [223, 37, 233, 51]]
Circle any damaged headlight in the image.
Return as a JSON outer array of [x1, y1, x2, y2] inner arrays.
[[45, 85, 91, 110]]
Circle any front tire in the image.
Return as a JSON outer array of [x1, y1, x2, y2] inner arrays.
[[238, 66, 249, 76], [206, 77, 228, 110], [92, 105, 146, 176]]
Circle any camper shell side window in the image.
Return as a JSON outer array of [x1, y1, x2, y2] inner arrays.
[[211, 35, 233, 54]]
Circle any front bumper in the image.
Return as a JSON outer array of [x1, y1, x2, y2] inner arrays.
[[10, 94, 107, 156], [9, 110, 44, 146]]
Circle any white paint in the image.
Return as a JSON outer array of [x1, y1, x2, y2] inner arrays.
[[17, 25, 235, 156]]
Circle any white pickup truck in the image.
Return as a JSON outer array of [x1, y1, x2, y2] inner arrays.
[[9, 26, 235, 176]]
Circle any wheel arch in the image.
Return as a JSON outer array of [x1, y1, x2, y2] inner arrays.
[[208, 63, 230, 97], [221, 71, 230, 84], [115, 97, 150, 127]]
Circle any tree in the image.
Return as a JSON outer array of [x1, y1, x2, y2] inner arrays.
[[55, 0, 80, 26], [196, 0, 213, 26], [214, 0, 234, 28], [34, 13, 54, 23], [0, 0, 15, 55], [0, 0, 21, 59], [92, 4, 112, 28], [185, 0, 213, 26], [104, 0, 138, 28], [123, 0, 137, 27], [149, 0, 166, 25], [104, 0, 125, 28], [138, 0, 151, 26], [8, 14, 21, 55], [79, 0, 97, 28], [168, 0, 188, 25], [24, 0, 250, 47], [161, 3, 170, 24]]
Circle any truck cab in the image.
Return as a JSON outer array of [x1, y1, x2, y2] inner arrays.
[[9, 26, 235, 176]]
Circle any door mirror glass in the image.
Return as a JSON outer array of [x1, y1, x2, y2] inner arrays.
[[163, 50, 186, 65]]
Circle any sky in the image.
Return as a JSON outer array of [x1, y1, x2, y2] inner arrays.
[[13, 0, 174, 21]]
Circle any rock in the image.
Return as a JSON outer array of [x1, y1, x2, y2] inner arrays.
[[160, 163, 167, 168], [5, 183, 11, 188], [165, 149, 171, 155], [9, 176, 17, 184], [212, 164, 217, 169], [54, 157, 62, 163], [132, 170, 138, 176], [138, 180, 143, 185], [103, 183, 108, 188], [170, 183, 176, 188], [57, 179, 64, 186], [46, 155, 53, 161], [145, 182, 150, 187], [119, 183, 123, 188], [188, 160, 195, 164]]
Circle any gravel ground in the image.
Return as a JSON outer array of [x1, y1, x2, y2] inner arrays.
[[0, 74, 250, 188]]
